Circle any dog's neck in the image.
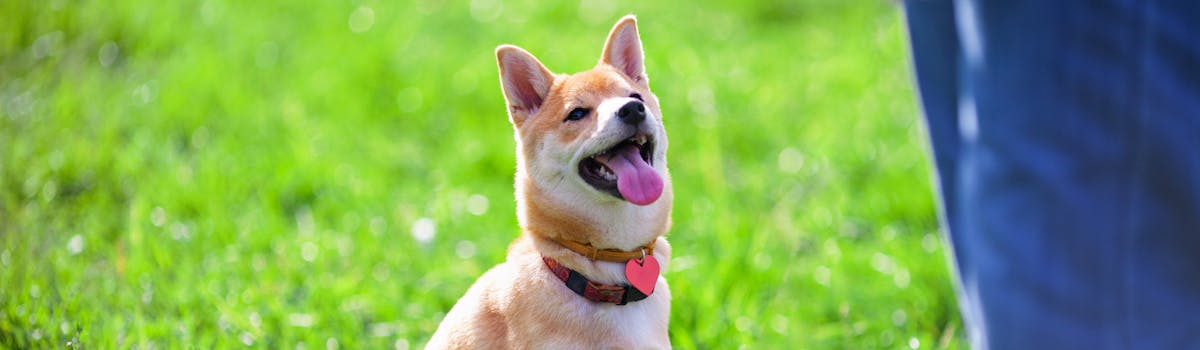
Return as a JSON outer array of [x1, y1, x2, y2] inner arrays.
[[526, 234, 655, 287], [544, 235, 656, 262], [516, 175, 670, 247], [519, 201, 668, 285], [513, 167, 670, 285]]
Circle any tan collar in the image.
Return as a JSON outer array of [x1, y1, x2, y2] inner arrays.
[[546, 236, 656, 263]]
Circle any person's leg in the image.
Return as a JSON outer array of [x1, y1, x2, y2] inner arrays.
[[907, 0, 1200, 348], [956, 2, 1137, 348], [903, 0, 960, 225], [1116, 1, 1200, 345], [901, 1, 986, 346]]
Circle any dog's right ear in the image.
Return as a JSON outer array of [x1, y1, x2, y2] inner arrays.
[[496, 45, 555, 126]]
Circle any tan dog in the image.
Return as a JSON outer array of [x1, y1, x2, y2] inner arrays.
[[426, 15, 674, 349]]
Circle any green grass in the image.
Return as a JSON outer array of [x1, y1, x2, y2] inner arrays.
[[1, 0, 963, 348]]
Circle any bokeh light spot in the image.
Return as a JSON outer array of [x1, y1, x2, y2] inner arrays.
[[777, 147, 805, 174], [455, 240, 476, 259], [892, 309, 907, 326], [301, 242, 318, 262], [288, 313, 315, 328], [369, 216, 386, 236], [372, 263, 390, 281], [688, 84, 717, 129], [151, 207, 167, 227], [577, 0, 614, 24], [41, 180, 57, 202], [67, 235, 84, 255], [871, 252, 895, 273], [132, 82, 155, 106], [32, 31, 63, 60], [99, 41, 119, 67], [349, 6, 375, 33], [469, 0, 502, 22], [466, 194, 488, 216], [771, 315, 789, 334], [411, 218, 435, 244], [813, 265, 831, 286], [922, 233, 940, 253], [735, 316, 752, 333], [894, 267, 911, 289], [171, 222, 192, 241], [296, 207, 315, 236]]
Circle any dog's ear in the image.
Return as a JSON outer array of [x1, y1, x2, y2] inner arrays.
[[600, 15, 647, 84], [496, 45, 555, 126]]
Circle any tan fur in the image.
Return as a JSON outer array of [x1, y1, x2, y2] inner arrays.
[[427, 16, 674, 349]]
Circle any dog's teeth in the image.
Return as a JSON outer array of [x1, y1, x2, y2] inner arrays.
[[598, 165, 617, 181]]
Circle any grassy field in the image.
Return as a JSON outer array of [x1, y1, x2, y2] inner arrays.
[[0, 0, 963, 348]]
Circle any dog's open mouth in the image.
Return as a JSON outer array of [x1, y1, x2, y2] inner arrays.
[[578, 133, 664, 206]]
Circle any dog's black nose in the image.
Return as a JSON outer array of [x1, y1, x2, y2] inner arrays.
[[617, 101, 646, 125]]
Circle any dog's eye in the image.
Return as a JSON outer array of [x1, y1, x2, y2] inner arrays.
[[630, 93, 643, 101], [564, 108, 590, 122]]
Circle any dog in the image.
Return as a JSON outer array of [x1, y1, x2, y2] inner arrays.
[[426, 15, 674, 349]]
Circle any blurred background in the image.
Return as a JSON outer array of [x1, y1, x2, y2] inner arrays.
[[0, 0, 963, 348]]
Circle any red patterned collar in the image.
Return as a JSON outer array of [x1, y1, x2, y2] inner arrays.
[[542, 256, 650, 305]]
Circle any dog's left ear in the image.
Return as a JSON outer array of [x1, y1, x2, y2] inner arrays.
[[600, 15, 647, 84]]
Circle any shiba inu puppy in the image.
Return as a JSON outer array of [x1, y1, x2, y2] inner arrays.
[[427, 15, 674, 349]]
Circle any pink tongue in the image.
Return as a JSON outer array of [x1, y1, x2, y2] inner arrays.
[[599, 145, 663, 206]]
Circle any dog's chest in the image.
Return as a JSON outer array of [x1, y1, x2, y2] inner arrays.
[[544, 278, 672, 347]]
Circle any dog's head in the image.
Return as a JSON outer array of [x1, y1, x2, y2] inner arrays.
[[496, 16, 671, 249]]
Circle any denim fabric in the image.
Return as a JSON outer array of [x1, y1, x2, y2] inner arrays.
[[903, 1, 1200, 348]]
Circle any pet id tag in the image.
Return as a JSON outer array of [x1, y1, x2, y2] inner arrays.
[[625, 255, 660, 295]]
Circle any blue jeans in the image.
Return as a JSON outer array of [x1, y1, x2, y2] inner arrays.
[[903, 1, 1200, 348]]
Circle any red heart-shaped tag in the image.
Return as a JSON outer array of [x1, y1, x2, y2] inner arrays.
[[625, 255, 660, 295]]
